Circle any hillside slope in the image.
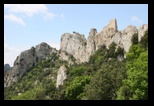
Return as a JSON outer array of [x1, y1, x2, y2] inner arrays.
[[4, 19, 148, 100]]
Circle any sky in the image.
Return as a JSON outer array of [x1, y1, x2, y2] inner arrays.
[[4, 4, 148, 67]]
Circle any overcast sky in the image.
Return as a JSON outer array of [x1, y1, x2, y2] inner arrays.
[[4, 4, 148, 66]]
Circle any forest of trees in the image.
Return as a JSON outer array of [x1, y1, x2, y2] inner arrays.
[[4, 30, 148, 100]]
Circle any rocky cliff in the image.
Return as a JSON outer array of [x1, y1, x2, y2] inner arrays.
[[60, 32, 87, 63], [4, 42, 58, 87], [60, 19, 148, 62]]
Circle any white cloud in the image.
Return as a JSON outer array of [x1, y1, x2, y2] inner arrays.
[[4, 4, 62, 25], [131, 16, 143, 23], [44, 12, 57, 20], [4, 4, 47, 16], [4, 14, 26, 26], [4, 4, 56, 19]]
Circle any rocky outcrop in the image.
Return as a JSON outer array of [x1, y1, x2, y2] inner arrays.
[[138, 24, 148, 41], [59, 50, 70, 62], [86, 28, 97, 60], [56, 65, 67, 88], [60, 19, 119, 62], [102, 19, 118, 38], [35, 42, 57, 61], [120, 25, 138, 52], [112, 25, 138, 52], [94, 19, 118, 50], [60, 19, 148, 62], [59, 50, 76, 66], [5, 42, 58, 87], [60, 32, 87, 62], [4, 64, 11, 72]]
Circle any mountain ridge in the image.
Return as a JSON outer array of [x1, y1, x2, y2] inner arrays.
[[60, 19, 148, 62], [4, 19, 148, 87]]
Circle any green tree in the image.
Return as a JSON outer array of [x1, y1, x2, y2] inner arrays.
[[65, 76, 91, 100], [83, 60, 126, 100], [108, 42, 117, 58], [69, 66, 86, 76], [115, 46, 124, 57], [116, 45, 148, 100], [131, 33, 138, 44], [140, 30, 148, 50], [126, 44, 143, 61]]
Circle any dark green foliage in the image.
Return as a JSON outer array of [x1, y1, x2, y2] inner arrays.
[[115, 46, 124, 56], [108, 42, 117, 58], [131, 33, 138, 44], [140, 30, 148, 50], [65, 76, 91, 100], [82, 59, 126, 100], [69, 66, 86, 76], [126, 44, 143, 61], [89, 44, 108, 66], [116, 44, 148, 100]]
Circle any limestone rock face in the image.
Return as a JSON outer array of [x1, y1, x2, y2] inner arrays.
[[86, 19, 118, 60], [111, 32, 122, 44], [111, 25, 138, 53], [102, 19, 118, 38], [59, 19, 119, 62], [59, 50, 70, 62], [60, 19, 148, 63], [120, 25, 138, 52], [138, 24, 148, 41], [5, 42, 57, 87], [56, 65, 67, 88], [59, 50, 76, 66], [86, 28, 97, 61], [60, 32, 87, 62], [94, 18, 118, 49], [35, 42, 57, 61], [89, 28, 97, 37]]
